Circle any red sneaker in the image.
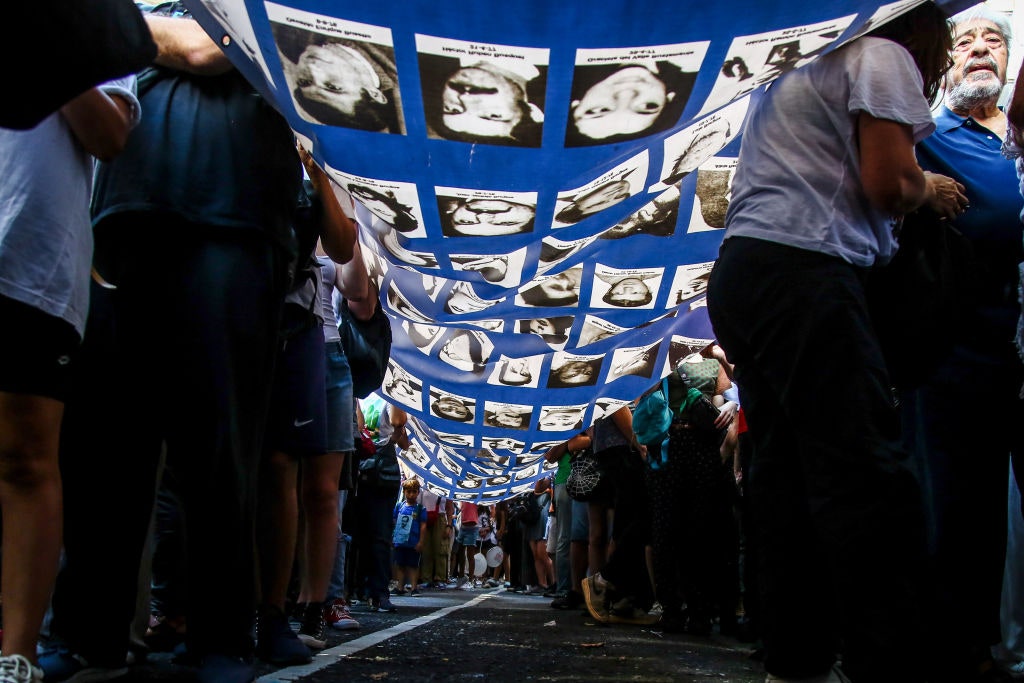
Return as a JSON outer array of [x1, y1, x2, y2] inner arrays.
[[324, 599, 361, 631]]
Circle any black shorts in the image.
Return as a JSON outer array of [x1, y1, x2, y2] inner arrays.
[[0, 295, 79, 401], [265, 314, 327, 456], [393, 545, 421, 569]]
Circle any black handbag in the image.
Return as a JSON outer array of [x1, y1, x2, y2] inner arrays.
[[358, 441, 401, 490], [338, 298, 393, 400], [674, 389, 721, 432], [867, 209, 977, 389]]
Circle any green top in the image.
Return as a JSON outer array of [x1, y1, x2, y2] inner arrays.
[[554, 451, 572, 485]]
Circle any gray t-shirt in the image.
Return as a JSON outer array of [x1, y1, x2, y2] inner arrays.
[[0, 76, 139, 335], [724, 37, 935, 267], [317, 255, 341, 343]]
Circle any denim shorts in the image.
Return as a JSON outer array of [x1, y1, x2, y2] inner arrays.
[[456, 525, 480, 548], [325, 340, 354, 453]]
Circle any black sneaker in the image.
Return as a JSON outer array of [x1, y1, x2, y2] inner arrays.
[[376, 598, 398, 613], [297, 603, 328, 650], [550, 590, 583, 610], [290, 601, 308, 623], [256, 605, 312, 665]]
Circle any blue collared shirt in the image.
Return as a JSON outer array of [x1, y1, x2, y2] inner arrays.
[[917, 105, 1024, 349]]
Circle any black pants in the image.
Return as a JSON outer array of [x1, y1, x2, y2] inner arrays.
[[53, 221, 287, 663], [900, 341, 1024, 681], [708, 237, 927, 682], [598, 445, 653, 611], [354, 484, 400, 601], [648, 427, 738, 624]]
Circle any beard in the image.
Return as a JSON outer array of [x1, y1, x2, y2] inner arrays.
[[947, 65, 1003, 111]]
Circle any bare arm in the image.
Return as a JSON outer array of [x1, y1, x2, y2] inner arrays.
[[145, 15, 232, 75], [341, 263, 377, 325], [299, 144, 356, 264], [390, 406, 410, 450], [857, 113, 929, 216], [544, 442, 569, 464], [545, 430, 591, 463], [60, 88, 135, 162], [859, 113, 969, 221]]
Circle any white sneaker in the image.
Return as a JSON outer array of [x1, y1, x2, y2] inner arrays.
[[0, 655, 43, 683]]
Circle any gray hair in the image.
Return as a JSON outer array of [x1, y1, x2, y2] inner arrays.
[[951, 5, 1012, 45]]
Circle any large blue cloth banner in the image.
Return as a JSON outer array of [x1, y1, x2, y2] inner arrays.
[[182, 0, 962, 501]]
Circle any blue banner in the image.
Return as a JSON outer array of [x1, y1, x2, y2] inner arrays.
[[183, 0, 961, 500]]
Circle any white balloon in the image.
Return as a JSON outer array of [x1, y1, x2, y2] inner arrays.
[[485, 545, 505, 568], [473, 552, 487, 577]]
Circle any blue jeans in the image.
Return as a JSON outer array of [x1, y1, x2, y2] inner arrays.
[[326, 490, 351, 602], [553, 483, 572, 593]]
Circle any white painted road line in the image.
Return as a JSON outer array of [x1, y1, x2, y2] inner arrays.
[[256, 590, 501, 682]]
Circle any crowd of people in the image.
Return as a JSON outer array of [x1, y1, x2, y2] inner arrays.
[[2, 3, 1024, 683]]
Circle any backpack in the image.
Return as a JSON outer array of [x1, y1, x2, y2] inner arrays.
[[633, 378, 674, 469], [507, 492, 540, 526], [338, 295, 392, 400]]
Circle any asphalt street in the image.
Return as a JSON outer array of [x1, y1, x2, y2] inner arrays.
[[120, 586, 766, 682]]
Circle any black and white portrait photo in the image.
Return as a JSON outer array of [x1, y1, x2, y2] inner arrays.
[[437, 187, 538, 238], [536, 235, 595, 276], [667, 335, 715, 372], [386, 283, 431, 323], [599, 185, 681, 240], [266, 6, 405, 133], [404, 321, 443, 354], [553, 152, 648, 226], [482, 401, 533, 431], [436, 328, 492, 376], [546, 353, 603, 389], [565, 41, 707, 147], [515, 316, 574, 346], [668, 262, 714, 306], [606, 341, 661, 382], [687, 164, 735, 232], [417, 35, 548, 147], [381, 362, 423, 411], [537, 405, 588, 433], [444, 281, 502, 316], [487, 355, 544, 388], [450, 246, 527, 288], [515, 267, 583, 308], [590, 265, 664, 310], [657, 97, 747, 187], [697, 15, 856, 116], [578, 315, 626, 347], [429, 390, 477, 424]]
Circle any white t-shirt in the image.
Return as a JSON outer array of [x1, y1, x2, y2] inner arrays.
[[724, 38, 936, 267]]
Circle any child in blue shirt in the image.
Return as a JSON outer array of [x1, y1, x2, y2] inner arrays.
[[392, 479, 428, 595]]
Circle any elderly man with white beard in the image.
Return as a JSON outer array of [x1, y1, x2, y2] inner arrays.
[[900, 6, 1024, 683]]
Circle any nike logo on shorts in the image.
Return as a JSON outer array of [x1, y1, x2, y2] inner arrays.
[[294, 418, 314, 427]]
